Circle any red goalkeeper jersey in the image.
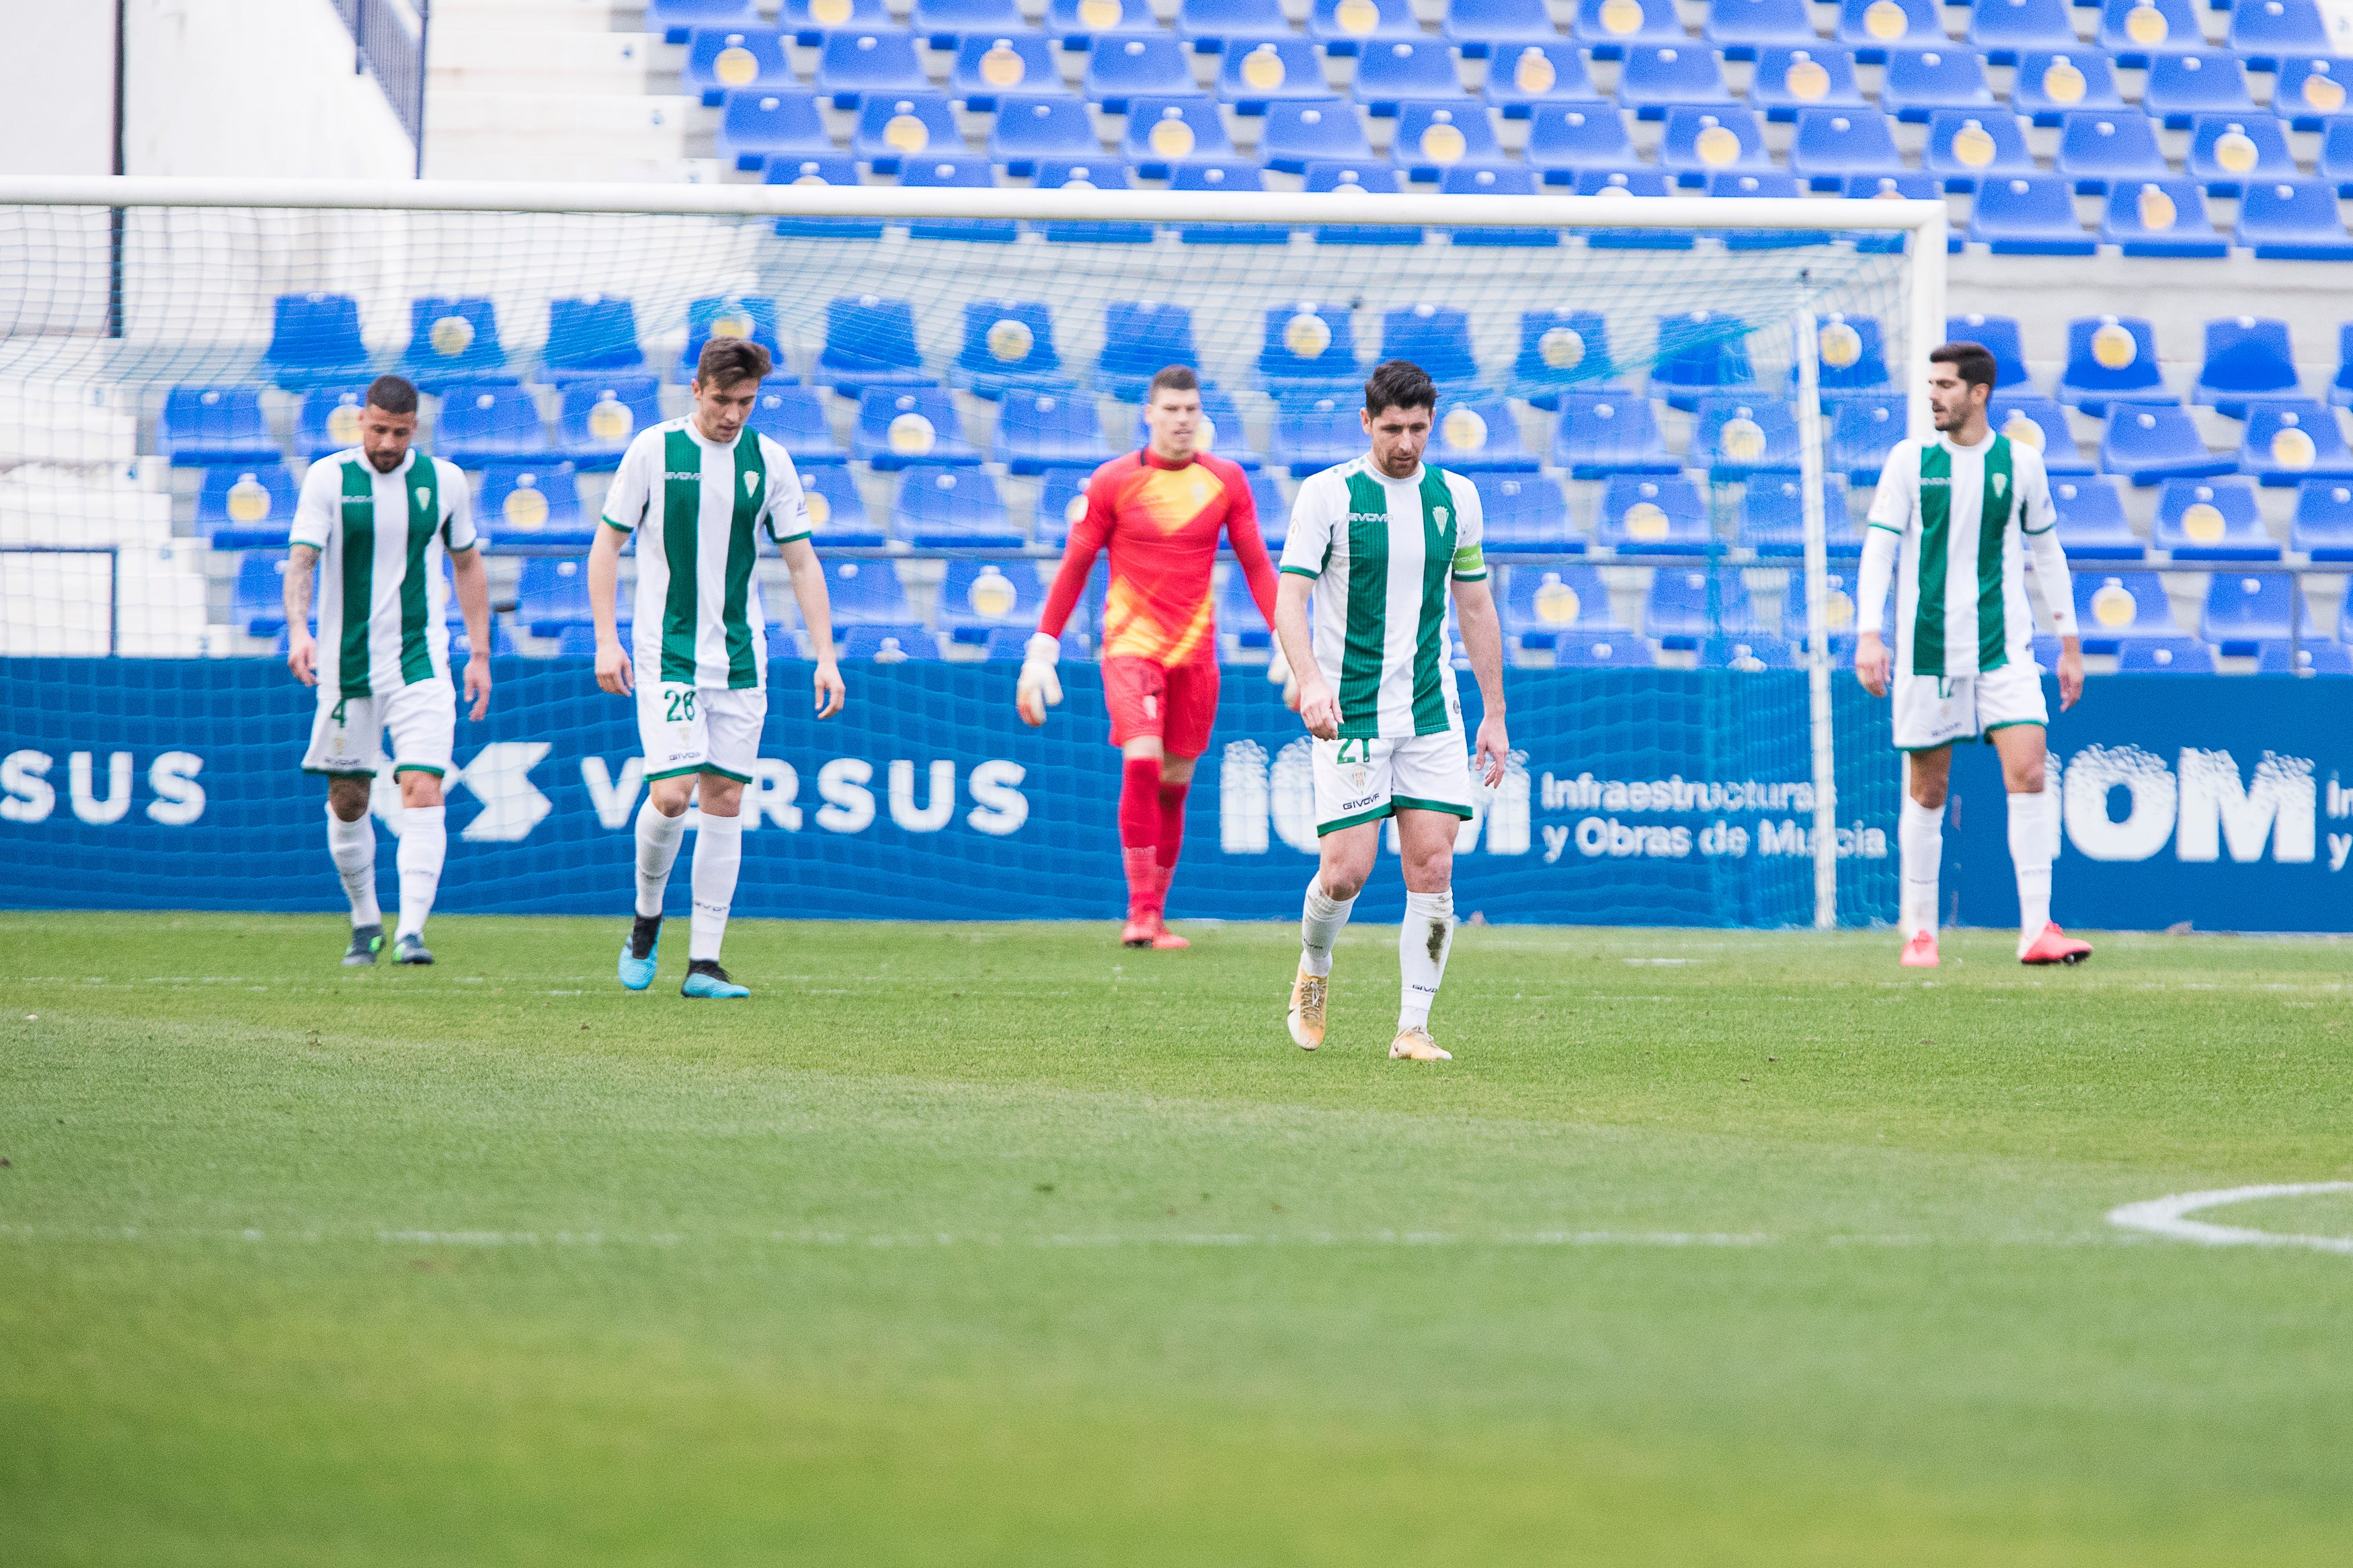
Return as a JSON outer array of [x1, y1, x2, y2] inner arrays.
[[1037, 448, 1277, 667]]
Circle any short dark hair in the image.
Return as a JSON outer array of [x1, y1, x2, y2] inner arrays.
[[1930, 341, 1998, 394], [1364, 359, 1437, 416], [364, 374, 418, 417], [1146, 364, 1199, 401], [695, 336, 772, 388]]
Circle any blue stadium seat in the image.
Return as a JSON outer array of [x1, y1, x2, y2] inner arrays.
[[2200, 570, 2308, 651], [898, 465, 1021, 546], [2141, 52, 2258, 129], [2334, 323, 2353, 408], [1736, 470, 1853, 556], [2012, 50, 2126, 126], [988, 95, 1101, 175], [1170, 161, 1289, 244], [1429, 397, 1537, 470], [1747, 47, 1868, 121], [1646, 568, 1758, 645], [1257, 302, 1363, 402], [900, 157, 1019, 243], [2053, 110, 2168, 194], [950, 35, 1064, 110], [820, 296, 930, 394], [1484, 44, 1606, 118], [479, 462, 588, 548], [514, 556, 592, 636], [1658, 106, 1771, 184], [996, 384, 1114, 473], [436, 383, 559, 468], [1124, 96, 1240, 176], [1250, 470, 1289, 548], [815, 31, 930, 108], [1812, 312, 1893, 401], [685, 28, 789, 106], [1693, 396, 1802, 479], [1181, 0, 1295, 52], [1472, 473, 1577, 554], [2186, 115, 2295, 198], [953, 300, 1062, 399], [1101, 302, 1203, 401], [2073, 570, 2180, 648], [799, 463, 881, 544], [1834, 0, 1944, 62], [746, 384, 845, 466], [1086, 34, 1198, 112], [2292, 477, 2353, 556], [1213, 565, 1277, 651], [766, 154, 887, 241], [1789, 108, 1905, 187], [2100, 179, 2229, 257], [1047, 0, 1164, 44], [1308, 0, 1421, 52], [1272, 399, 1368, 474], [779, 0, 892, 43], [1547, 631, 1657, 667], [1355, 40, 1470, 113], [1216, 39, 1335, 110], [683, 297, 784, 378], [986, 626, 1090, 661], [2101, 405, 2232, 485], [823, 559, 919, 624], [1921, 110, 2034, 190], [558, 377, 662, 471], [1991, 395, 2096, 475], [1029, 160, 1156, 243], [1444, 0, 1560, 56], [235, 552, 297, 636], [2272, 55, 2353, 130], [2256, 638, 2353, 675], [1035, 479, 1092, 550], [1524, 103, 1638, 179], [842, 623, 943, 661], [2192, 317, 2300, 419], [194, 463, 298, 546], [1840, 170, 1946, 210], [1447, 165, 1568, 248], [1260, 99, 1371, 173], [1380, 304, 1482, 393], [294, 384, 371, 460], [553, 624, 616, 659], [856, 386, 980, 468], [2113, 637, 2216, 673], [2227, 0, 2329, 71], [262, 292, 371, 390], [1786, 567, 1888, 654], [1696, 633, 1802, 670], [1125, 388, 1264, 466], [2095, 0, 2199, 69], [541, 296, 642, 384], [2155, 478, 2283, 559], [2319, 118, 2353, 195], [937, 561, 1039, 641], [852, 92, 960, 172], [1880, 48, 1995, 122], [1968, 175, 2096, 254], [1571, 0, 1683, 57], [913, 0, 1031, 48], [1503, 565, 1624, 652], [1511, 311, 1624, 408], [1599, 476, 1711, 553], [1653, 310, 1760, 410], [1829, 394, 1903, 482], [2057, 315, 2170, 415], [1552, 393, 1679, 478], [1392, 104, 1511, 181], [397, 297, 510, 390], [1968, 0, 2077, 64], [2236, 179, 2353, 259], [653, 0, 758, 45], [2047, 474, 2146, 559], [1708, 0, 1818, 60], [1306, 161, 1425, 244], [1948, 311, 2033, 391], [1616, 44, 1737, 118]]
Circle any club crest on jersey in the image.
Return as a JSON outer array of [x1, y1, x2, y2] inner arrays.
[[1435, 507, 1449, 526], [415, 486, 431, 507], [1991, 472, 2009, 498], [744, 470, 761, 497]]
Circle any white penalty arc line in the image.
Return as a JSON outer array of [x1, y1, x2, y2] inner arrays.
[[2106, 1182, 2353, 1255]]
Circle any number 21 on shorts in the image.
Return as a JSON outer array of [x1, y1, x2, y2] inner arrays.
[[1334, 737, 1372, 764]]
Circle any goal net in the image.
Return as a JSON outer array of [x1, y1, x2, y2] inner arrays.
[[0, 177, 1935, 927]]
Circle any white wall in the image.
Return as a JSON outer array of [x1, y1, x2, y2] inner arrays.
[[0, 1, 120, 175]]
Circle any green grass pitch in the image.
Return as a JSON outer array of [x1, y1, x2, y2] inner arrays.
[[3, 911, 2351, 1566]]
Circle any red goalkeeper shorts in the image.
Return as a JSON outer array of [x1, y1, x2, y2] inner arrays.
[[1101, 656, 1220, 758]]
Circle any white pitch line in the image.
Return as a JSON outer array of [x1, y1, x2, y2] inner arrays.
[[2106, 1182, 2353, 1255]]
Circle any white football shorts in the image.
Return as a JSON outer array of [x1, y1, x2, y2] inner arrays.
[[637, 665, 768, 783], [1891, 659, 2048, 752], [1312, 727, 1476, 836], [301, 677, 455, 778]]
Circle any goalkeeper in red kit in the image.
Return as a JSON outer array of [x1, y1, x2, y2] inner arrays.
[[1015, 366, 1283, 949]]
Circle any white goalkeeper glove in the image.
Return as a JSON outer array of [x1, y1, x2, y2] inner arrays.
[[1267, 643, 1301, 712], [1014, 631, 1064, 727]]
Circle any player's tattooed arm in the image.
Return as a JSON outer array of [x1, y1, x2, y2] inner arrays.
[[283, 544, 319, 686]]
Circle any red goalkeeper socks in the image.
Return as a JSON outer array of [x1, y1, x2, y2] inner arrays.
[[1119, 757, 1162, 917], [1154, 779, 1190, 908]]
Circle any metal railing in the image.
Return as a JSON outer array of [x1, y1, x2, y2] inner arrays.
[[329, 0, 430, 177]]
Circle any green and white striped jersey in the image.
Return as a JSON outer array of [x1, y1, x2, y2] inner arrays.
[[1278, 456, 1486, 741], [601, 417, 811, 691], [291, 448, 477, 698], [1866, 431, 2061, 679]]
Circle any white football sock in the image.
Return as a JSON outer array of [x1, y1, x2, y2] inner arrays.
[[635, 798, 688, 918], [326, 807, 379, 927], [1899, 796, 1945, 940], [1398, 889, 1455, 1032], [394, 805, 446, 940], [690, 811, 743, 962], [1300, 876, 1357, 979], [2009, 787, 2057, 950]]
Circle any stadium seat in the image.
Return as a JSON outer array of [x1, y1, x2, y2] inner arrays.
[[397, 297, 510, 390], [1448, 165, 1568, 248], [2142, 52, 2258, 129], [157, 385, 272, 465], [777, 0, 891, 43], [1272, 399, 1367, 475], [1835, 0, 1944, 62], [1029, 161, 1156, 243], [1967, 0, 2077, 65], [1571, 0, 1683, 58], [1788, 108, 1905, 188], [1968, 175, 2096, 255], [1785, 568, 1887, 654], [996, 384, 1114, 473], [1616, 44, 1737, 118], [746, 384, 845, 466], [1359, 45, 1471, 120], [2100, 179, 2229, 257], [295, 384, 371, 460], [766, 154, 888, 241], [1500, 565, 1624, 651], [988, 95, 1101, 176], [2102, 405, 2231, 485], [1215, 39, 1335, 111], [913, 0, 1031, 48], [2191, 317, 2301, 419], [798, 463, 881, 544], [897, 465, 1021, 547], [2011, 50, 2126, 126], [1948, 312, 2033, 392], [2047, 474, 2146, 559], [2186, 116, 2296, 198], [1652, 311, 1760, 411], [684, 297, 784, 378], [900, 157, 1019, 242], [1693, 397, 1800, 479], [2053, 111, 2168, 196], [1099, 302, 1203, 402], [2292, 477, 2353, 556], [852, 93, 961, 173], [1747, 47, 1868, 122], [1736, 470, 1853, 556], [1598, 476, 1711, 553], [234, 551, 296, 637], [2056, 315, 2170, 415], [1483, 44, 1607, 118], [2330, 323, 2353, 409], [1429, 397, 1537, 471], [1086, 34, 1197, 113], [1390, 104, 1510, 181], [2272, 55, 2353, 131], [2113, 637, 2216, 673], [1708, 171, 1833, 251], [514, 556, 593, 638], [819, 296, 930, 394], [262, 292, 371, 390], [541, 297, 643, 384], [1837, 171, 1956, 251], [1552, 393, 1679, 479], [815, 31, 930, 108], [2096, 0, 2200, 68], [1181, 0, 1295, 52], [1646, 569, 1758, 646], [1380, 305, 1482, 395], [1308, 0, 1420, 52], [684, 28, 790, 106], [1657, 107, 1772, 185], [1260, 99, 1372, 173], [950, 35, 1065, 110], [1511, 311, 1624, 409], [936, 561, 1038, 641], [558, 378, 662, 470], [2073, 570, 2180, 649], [1810, 313, 1892, 402], [825, 559, 919, 625], [1829, 395, 1904, 483], [1036, 468, 1091, 544], [1123, 96, 1240, 177], [1547, 631, 1657, 667], [2255, 638, 2353, 674], [1125, 388, 1263, 466], [1921, 111, 2035, 191], [1879, 48, 1996, 122], [653, 0, 758, 45], [194, 463, 298, 547], [1250, 470, 1289, 548], [1472, 473, 1578, 554], [2227, 0, 2329, 71], [1213, 566, 1278, 650], [479, 462, 587, 546], [985, 626, 1090, 661], [1524, 103, 1638, 180], [842, 623, 943, 661], [1991, 395, 2097, 476], [715, 90, 838, 173], [1169, 161, 1289, 244], [2319, 118, 2353, 196], [2155, 478, 2283, 559], [1444, 0, 1560, 56], [1257, 302, 1363, 403], [434, 383, 559, 468], [1304, 161, 1425, 244], [1047, 0, 1166, 44], [1697, 633, 1802, 669], [2235, 179, 2353, 260], [1708, 0, 1818, 60], [855, 386, 980, 468], [2200, 571, 2308, 652]]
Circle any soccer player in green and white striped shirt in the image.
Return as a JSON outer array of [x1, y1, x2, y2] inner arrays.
[[1272, 361, 1511, 1063], [1856, 341, 2093, 971], [588, 337, 844, 1000], [286, 374, 491, 968]]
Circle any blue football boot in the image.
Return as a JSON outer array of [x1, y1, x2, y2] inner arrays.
[[618, 914, 660, 992], [681, 959, 748, 999]]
